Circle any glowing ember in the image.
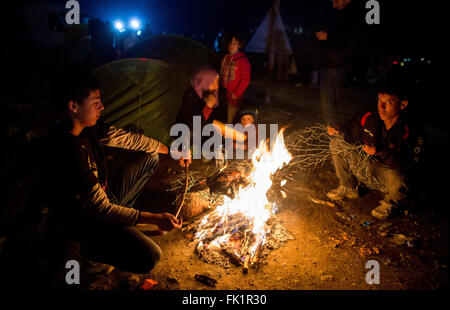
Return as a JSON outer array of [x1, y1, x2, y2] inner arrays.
[[194, 129, 292, 268]]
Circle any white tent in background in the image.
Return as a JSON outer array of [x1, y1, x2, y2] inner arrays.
[[245, 0, 293, 70], [246, 10, 292, 53]]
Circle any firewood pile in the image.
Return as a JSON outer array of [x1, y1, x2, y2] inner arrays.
[[167, 164, 250, 220], [172, 156, 294, 273], [182, 214, 294, 272]]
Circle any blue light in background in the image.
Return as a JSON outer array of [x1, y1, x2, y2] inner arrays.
[[114, 20, 125, 31], [130, 18, 141, 30]]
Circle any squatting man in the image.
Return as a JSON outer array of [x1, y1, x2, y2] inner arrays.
[[325, 86, 425, 220], [46, 74, 191, 274]]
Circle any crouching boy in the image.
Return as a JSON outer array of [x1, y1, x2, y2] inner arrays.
[[326, 85, 426, 219]]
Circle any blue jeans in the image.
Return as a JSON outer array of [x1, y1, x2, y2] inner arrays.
[[320, 68, 344, 126], [78, 151, 162, 273]]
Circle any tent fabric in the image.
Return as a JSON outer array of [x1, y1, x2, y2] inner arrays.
[[92, 58, 190, 145], [245, 10, 293, 54], [124, 35, 220, 74]]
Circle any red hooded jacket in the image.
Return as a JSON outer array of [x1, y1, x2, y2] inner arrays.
[[220, 51, 251, 107]]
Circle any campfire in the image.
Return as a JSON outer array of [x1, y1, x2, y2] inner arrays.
[[183, 129, 293, 272]]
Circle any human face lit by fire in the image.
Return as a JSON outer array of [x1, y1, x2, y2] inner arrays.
[[377, 93, 407, 122], [71, 89, 104, 127], [333, 0, 351, 10], [240, 114, 255, 128], [208, 75, 219, 91], [227, 37, 240, 54]]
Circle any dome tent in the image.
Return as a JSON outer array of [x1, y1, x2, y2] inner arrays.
[[124, 34, 220, 74], [92, 35, 220, 145], [92, 58, 190, 145]]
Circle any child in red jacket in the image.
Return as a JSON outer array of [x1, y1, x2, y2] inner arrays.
[[220, 30, 251, 123]]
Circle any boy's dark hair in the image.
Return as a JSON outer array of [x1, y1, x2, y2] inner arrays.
[[378, 81, 408, 102], [238, 106, 259, 123], [222, 28, 246, 49], [54, 72, 101, 113]]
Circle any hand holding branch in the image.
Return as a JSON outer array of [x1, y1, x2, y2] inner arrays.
[[138, 212, 182, 231], [363, 144, 376, 155]]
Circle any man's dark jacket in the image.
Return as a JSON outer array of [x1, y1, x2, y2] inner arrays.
[[342, 109, 426, 172], [309, 0, 367, 71]]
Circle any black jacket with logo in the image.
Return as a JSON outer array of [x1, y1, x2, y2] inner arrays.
[[342, 110, 426, 172]]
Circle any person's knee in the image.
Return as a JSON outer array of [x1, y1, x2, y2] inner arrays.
[[136, 242, 162, 273], [384, 169, 408, 200], [385, 169, 405, 190], [329, 138, 339, 154], [143, 153, 159, 174], [147, 153, 159, 165]]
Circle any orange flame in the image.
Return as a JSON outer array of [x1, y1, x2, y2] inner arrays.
[[195, 129, 292, 263]]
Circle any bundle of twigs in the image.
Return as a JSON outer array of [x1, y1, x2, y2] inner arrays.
[[167, 170, 222, 207], [284, 124, 383, 191]]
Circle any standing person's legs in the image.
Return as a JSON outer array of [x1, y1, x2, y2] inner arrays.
[[320, 68, 343, 126], [275, 53, 282, 83], [282, 53, 290, 83], [228, 102, 240, 124], [276, 53, 290, 83]]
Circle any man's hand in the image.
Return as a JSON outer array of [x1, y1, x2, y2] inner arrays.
[[363, 145, 376, 155], [138, 212, 182, 231], [154, 213, 182, 231], [178, 150, 192, 168], [230, 92, 238, 100], [316, 31, 328, 41], [170, 150, 192, 167], [205, 94, 217, 108], [327, 125, 339, 136]]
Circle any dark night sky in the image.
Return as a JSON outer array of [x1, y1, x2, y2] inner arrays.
[[6, 0, 437, 55], [78, 0, 323, 33], [78, 0, 436, 54]]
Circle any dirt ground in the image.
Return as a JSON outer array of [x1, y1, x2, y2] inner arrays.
[[76, 82, 448, 290], [0, 81, 447, 291]]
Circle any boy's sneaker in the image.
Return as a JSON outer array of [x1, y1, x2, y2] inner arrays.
[[371, 200, 393, 220], [326, 185, 359, 201], [80, 256, 115, 275]]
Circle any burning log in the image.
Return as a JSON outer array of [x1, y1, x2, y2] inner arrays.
[[242, 256, 250, 273], [221, 246, 243, 266], [250, 242, 262, 266], [207, 169, 249, 199]]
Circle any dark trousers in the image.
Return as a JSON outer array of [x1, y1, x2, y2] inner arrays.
[[330, 138, 409, 205], [78, 151, 162, 274], [276, 52, 290, 83], [320, 68, 344, 126]]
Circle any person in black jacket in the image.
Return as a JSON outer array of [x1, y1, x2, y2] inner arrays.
[[326, 85, 426, 219], [176, 67, 227, 158], [177, 67, 227, 129], [311, 0, 365, 126]]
